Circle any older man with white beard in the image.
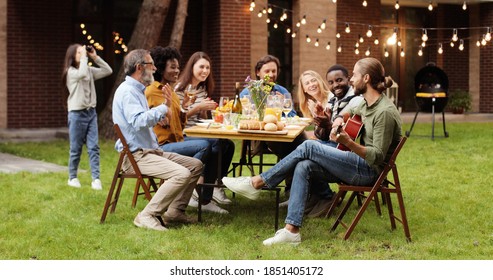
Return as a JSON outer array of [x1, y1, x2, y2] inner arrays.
[[112, 49, 203, 231]]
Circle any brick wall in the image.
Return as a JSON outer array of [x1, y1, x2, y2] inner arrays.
[[7, 0, 72, 128], [480, 2, 493, 113]]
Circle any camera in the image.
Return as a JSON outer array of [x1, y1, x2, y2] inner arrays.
[[85, 45, 94, 53]]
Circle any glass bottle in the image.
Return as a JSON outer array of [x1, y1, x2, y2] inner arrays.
[[231, 82, 243, 114]]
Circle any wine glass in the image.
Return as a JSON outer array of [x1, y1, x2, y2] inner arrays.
[[282, 98, 293, 116], [219, 97, 230, 113], [185, 84, 197, 99]]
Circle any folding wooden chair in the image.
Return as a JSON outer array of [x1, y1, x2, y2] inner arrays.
[[326, 137, 411, 241], [100, 124, 161, 223]]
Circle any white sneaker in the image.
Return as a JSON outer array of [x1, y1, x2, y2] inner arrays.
[[279, 199, 289, 208], [68, 178, 81, 188], [262, 228, 301, 246], [221, 176, 260, 200], [133, 212, 168, 231], [212, 187, 232, 205], [91, 179, 102, 190], [202, 201, 229, 214], [188, 197, 199, 208]]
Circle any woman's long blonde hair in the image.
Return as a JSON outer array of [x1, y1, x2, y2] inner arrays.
[[296, 70, 331, 117]]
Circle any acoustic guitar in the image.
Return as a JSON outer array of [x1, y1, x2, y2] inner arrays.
[[336, 114, 363, 151]]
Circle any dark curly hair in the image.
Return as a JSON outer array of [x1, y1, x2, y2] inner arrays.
[[150, 46, 182, 82]]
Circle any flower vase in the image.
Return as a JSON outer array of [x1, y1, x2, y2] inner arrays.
[[257, 105, 265, 121]]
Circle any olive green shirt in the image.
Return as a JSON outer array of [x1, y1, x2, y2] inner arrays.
[[351, 94, 402, 173]]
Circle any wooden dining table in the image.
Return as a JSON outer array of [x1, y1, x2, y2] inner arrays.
[[183, 123, 308, 230]]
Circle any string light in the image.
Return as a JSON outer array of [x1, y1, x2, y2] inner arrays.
[[428, 1, 434, 11], [355, 42, 360, 48], [301, 15, 307, 25], [262, 7, 267, 14], [273, 22, 278, 29], [267, 5, 272, 14], [459, 39, 465, 51], [486, 27, 492, 41], [384, 48, 389, 57], [421, 41, 426, 47], [422, 29, 428, 42], [366, 25, 373, 37], [296, 21, 301, 28], [291, 32, 297, 38], [438, 43, 443, 54], [336, 32, 341, 39], [387, 27, 398, 45], [374, 37, 379, 45], [326, 41, 331, 50], [332, 0, 337, 3], [397, 39, 402, 47], [462, 1, 467, 10], [452, 29, 459, 42], [306, 35, 311, 43], [257, 10, 262, 18], [359, 34, 364, 43], [321, 19, 327, 30], [354, 47, 360, 55], [400, 48, 405, 57], [286, 28, 291, 34], [362, 1, 367, 7], [418, 46, 423, 56], [365, 47, 371, 56], [249, 0, 255, 12], [315, 39, 319, 47], [345, 23, 351, 33], [450, 41, 454, 47], [317, 26, 322, 33], [395, 1, 400, 10], [481, 34, 487, 46], [337, 45, 342, 53], [476, 38, 481, 47], [266, 18, 270, 23]]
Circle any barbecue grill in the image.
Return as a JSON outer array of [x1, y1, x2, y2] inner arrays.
[[405, 63, 449, 140]]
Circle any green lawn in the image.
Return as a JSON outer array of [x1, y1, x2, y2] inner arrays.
[[1, 122, 492, 260]]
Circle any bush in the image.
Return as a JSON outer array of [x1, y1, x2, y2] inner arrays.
[[447, 89, 471, 113]]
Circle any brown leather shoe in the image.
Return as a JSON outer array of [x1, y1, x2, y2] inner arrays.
[[162, 210, 197, 224], [306, 197, 335, 218]]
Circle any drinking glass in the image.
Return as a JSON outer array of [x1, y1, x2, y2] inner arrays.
[[219, 97, 231, 113], [185, 84, 197, 99], [282, 98, 293, 117]]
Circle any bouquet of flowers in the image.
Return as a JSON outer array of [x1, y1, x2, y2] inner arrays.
[[244, 75, 275, 120]]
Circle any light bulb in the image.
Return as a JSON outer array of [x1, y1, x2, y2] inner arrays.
[[374, 38, 379, 45], [296, 21, 301, 28], [452, 29, 458, 42], [257, 11, 262, 18], [428, 1, 433, 11], [362, 1, 367, 7], [291, 32, 297, 38], [321, 19, 326, 30], [395, 1, 400, 10], [359, 35, 364, 43], [286, 28, 291, 34], [384, 48, 389, 57], [326, 42, 331, 50], [306, 35, 311, 43], [267, 6, 272, 13], [262, 7, 267, 14], [438, 43, 443, 54], [355, 42, 360, 48], [481, 35, 487, 46], [345, 23, 351, 33], [317, 26, 322, 33], [366, 25, 373, 37], [421, 41, 426, 47], [450, 41, 455, 47], [332, 0, 337, 3], [418, 47, 423, 56], [400, 48, 405, 57], [355, 48, 360, 55], [462, 1, 467, 10], [315, 39, 319, 47], [336, 33, 341, 38], [301, 15, 307, 25], [486, 27, 491, 41], [273, 23, 278, 29], [266, 18, 270, 23], [365, 48, 371, 56], [337, 45, 342, 53], [422, 29, 428, 42], [476, 39, 481, 47], [459, 39, 464, 51]]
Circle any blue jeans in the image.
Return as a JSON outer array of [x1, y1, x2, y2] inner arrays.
[[160, 138, 213, 201], [68, 108, 100, 180], [260, 140, 379, 227]]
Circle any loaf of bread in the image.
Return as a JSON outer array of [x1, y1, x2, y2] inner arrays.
[[263, 114, 278, 124], [264, 122, 278, 131], [239, 120, 261, 130]]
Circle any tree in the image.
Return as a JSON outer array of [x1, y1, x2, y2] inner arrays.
[[99, 0, 177, 139], [169, 0, 188, 50]]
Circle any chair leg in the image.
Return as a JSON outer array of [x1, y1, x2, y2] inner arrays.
[[331, 191, 358, 232], [343, 190, 379, 240], [325, 190, 346, 218], [111, 178, 125, 212], [274, 188, 280, 232], [100, 176, 120, 223]]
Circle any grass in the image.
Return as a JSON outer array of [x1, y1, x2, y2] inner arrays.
[[1, 122, 493, 260]]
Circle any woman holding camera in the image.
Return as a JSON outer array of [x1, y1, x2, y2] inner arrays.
[[61, 44, 112, 190]]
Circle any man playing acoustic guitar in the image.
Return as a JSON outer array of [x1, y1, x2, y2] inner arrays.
[[221, 58, 402, 246]]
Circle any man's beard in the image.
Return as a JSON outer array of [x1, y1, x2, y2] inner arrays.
[[141, 68, 155, 86], [353, 83, 367, 96]]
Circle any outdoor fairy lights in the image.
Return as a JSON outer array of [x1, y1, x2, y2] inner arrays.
[[246, 1, 490, 56]]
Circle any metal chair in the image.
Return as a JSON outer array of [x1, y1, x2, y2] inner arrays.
[[326, 137, 411, 241], [100, 124, 161, 223]]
